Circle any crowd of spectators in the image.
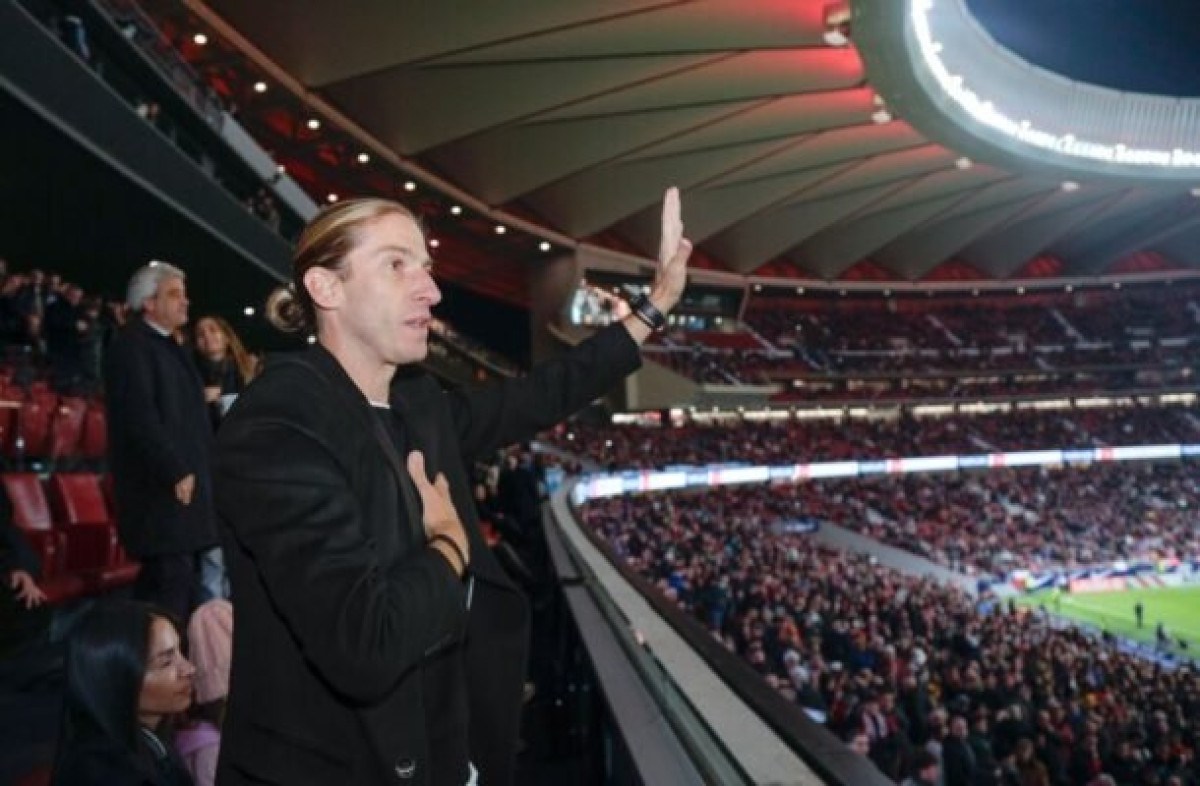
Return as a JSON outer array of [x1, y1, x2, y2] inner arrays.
[[769, 462, 1200, 579], [0, 261, 126, 397], [581, 486, 1200, 786], [543, 404, 1200, 470]]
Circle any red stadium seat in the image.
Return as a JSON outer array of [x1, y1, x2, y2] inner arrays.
[[10, 401, 53, 462], [48, 473, 118, 576], [0, 383, 26, 404], [0, 472, 85, 603], [0, 406, 14, 462], [48, 472, 112, 526], [4, 472, 54, 532], [79, 405, 108, 462], [47, 397, 87, 464], [27, 380, 56, 407]]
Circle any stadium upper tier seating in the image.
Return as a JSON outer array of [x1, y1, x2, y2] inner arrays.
[[642, 283, 1200, 400], [544, 404, 1200, 469]]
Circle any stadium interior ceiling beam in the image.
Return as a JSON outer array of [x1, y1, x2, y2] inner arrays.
[[962, 190, 1123, 278]]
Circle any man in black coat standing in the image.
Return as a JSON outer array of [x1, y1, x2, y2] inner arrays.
[[214, 189, 691, 786], [104, 262, 216, 623]]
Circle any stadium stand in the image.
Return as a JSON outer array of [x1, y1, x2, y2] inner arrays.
[[581, 486, 1200, 786]]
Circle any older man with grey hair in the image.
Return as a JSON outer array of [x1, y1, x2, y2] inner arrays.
[[104, 261, 217, 622]]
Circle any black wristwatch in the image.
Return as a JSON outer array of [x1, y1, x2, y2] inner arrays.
[[629, 294, 667, 331]]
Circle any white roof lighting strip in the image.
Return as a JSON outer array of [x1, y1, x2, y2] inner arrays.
[[909, 0, 1200, 170]]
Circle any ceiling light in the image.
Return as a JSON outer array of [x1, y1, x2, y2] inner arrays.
[[1065, 284, 1074, 292], [1061, 181, 1080, 191], [871, 109, 893, 125], [403, 181, 416, 192], [539, 241, 552, 252], [1017, 286, 1025, 295], [753, 284, 762, 292], [1112, 282, 1122, 289], [192, 33, 208, 45], [326, 193, 338, 203], [450, 205, 463, 216], [243, 306, 255, 317], [796, 286, 805, 294], [253, 81, 267, 94], [356, 152, 370, 164], [306, 118, 321, 130], [494, 225, 507, 235], [307, 335, 317, 345], [275, 164, 286, 174], [955, 156, 973, 169], [429, 238, 440, 248]]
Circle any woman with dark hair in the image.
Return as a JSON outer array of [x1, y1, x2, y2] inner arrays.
[[52, 600, 196, 786]]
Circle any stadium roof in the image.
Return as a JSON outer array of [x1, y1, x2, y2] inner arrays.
[[187, 0, 1200, 285]]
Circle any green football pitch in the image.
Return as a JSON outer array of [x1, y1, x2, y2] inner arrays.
[[1016, 585, 1200, 653]]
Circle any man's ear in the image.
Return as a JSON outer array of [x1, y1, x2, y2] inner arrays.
[[303, 266, 344, 312]]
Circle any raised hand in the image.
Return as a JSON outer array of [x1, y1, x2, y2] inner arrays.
[[649, 186, 693, 314]]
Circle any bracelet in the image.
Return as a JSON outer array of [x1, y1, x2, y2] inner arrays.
[[429, 534, 468, 575], [629, 294, 667, 331]]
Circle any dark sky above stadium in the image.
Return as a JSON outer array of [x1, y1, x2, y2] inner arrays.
[[967, 0, 1200, 96]]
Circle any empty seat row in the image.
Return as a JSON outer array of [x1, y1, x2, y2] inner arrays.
[[0, 399, 107, 466], [4, 471, 137, 604]]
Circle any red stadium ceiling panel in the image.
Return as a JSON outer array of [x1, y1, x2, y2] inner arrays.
[[324, 53, 722, 156], [794, 191, 973, 280], [427, 100, 760, 207], [706, 187, 906, 274], [188, 0, 1200, 285], [522, 135, 810, 240], [963, 190, 1132, 277], [610, 160, 856, 258], [874, 191, 1050, 280]]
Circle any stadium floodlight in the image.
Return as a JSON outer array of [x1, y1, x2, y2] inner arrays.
[[823, 3, 852, 46]]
